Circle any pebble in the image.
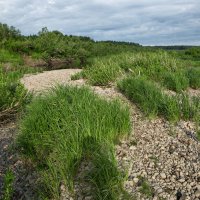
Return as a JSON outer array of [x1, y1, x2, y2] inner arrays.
[[160, 173, 167, 179], [133, 177, 139, 183]]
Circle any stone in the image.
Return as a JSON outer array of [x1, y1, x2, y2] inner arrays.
[[157, 188, 163, 194], [195, 190, 200, 198], [133, 178, 139, 183], [160, 173, 167, 179], [179, 178, 185, 183]]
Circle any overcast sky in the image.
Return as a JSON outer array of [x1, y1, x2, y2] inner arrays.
[[0, 0, 199, 45]]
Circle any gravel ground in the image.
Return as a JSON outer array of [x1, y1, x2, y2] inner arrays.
[[20, 69, 84, 93], [92, 86, 200, 200], [0, 122, 39, 200], [1, 69, 199, 200]]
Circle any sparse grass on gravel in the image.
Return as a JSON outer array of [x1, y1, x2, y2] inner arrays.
[[17, 85, 131, 199]]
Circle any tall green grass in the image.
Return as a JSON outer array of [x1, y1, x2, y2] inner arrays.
[[17, 86, 131, 199], [186, 67, 200, 89], [0, 49, 23, 65], [162, 71, 189, 92], [81, 51, 187, 91], [118, 76, 200, 122], [84, 57, 122, 86]]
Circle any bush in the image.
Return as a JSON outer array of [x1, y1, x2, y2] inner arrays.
[[0, 67, 30, 113], [0, 64, 39, 123], [17, 86, 131, 199]]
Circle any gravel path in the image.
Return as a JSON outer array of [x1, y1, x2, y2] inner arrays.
[[1, 69, 199, 200], [20, 69, 84, 93]]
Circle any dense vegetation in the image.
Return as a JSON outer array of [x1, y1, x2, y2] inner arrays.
[[0, 23, 140, 122], [17, 86, 131, 199], [0, 22, 200, 199], [118, 76, 200, 122], [78, 51, 200, 91]]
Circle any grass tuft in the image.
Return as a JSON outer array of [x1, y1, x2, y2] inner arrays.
[[2, 169, 15, 200], [17, 85, 131, 199], [118, 76, 200, 122], [84, 57, 122, 86], [162, 71, 189, 92], [186, 67, 200, 89]]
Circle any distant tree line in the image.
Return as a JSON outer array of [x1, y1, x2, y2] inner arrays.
[[155, 46, 200, 51], [0, 22, 199, 67], [0, 23, 143, 68]]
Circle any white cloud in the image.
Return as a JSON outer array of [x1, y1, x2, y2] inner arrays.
[[0, 0, 199, 45]]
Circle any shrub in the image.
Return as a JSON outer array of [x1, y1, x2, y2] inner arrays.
[[17, 86, 131, 199], [0, 68, 29, 113]]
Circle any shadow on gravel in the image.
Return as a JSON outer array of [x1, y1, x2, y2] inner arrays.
[[0, 123, 38, 200]]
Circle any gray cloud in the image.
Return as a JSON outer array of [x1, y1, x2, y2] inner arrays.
[[0, 0, 199, 45]]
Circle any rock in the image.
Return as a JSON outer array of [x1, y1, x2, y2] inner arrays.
[[179, 178, 185, 183], [157, 188, 163, 194], [133, 177, 139, 183], [160, 173, 167, 179], [130, 146, 136, 150], [195, 190, 200, 198]]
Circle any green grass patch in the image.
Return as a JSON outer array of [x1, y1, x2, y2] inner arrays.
[[162, 71, 189, 92], [118, 76, 200, 122], [186, 67, 200, 89], [0, 49, 23, 65], [83, 51, 183, 87], [17, 86, 131, 199], [2, 169, 15, 200], [84, 57, 122, 86], [70, 71, 84, 80], [118, 76, 163, 118]]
